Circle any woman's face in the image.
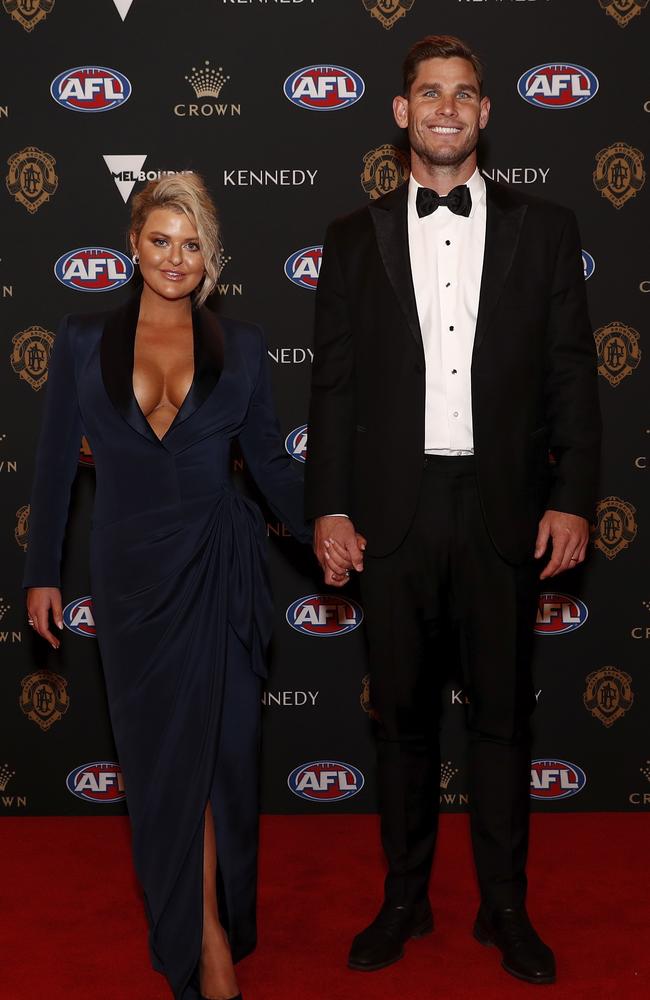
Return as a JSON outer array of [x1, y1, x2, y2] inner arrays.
[[130, 207, 205, 302]]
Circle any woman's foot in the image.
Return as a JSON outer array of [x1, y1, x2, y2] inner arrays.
[[199, 919, 239, 1000]]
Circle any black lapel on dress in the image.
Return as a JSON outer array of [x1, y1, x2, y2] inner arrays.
[[168, 305, 224, 432], [368, 183, 423, 353], [100, 295, 162, 446], [473, 178, 527, 353]]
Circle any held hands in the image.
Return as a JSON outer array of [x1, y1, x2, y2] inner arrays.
[[314, 515, 367, 588], [26, 587, 64, 650], [535, 510, 590, 580]]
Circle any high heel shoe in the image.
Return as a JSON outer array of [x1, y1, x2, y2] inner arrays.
[[200, 995, 242, 1000]]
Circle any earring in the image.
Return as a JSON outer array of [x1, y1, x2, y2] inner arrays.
[[132, 252, 139, 265]]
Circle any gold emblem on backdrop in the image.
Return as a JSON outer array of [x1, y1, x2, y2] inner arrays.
[[583, 667, 634, 727], [20, 671, 70, 731], [440, 761, 459, 790], [593, 142, 645, 209], [598, 0, 649, 28], [6, 147, 58, 214], [592, 496, 637, 559], [11, 326, 54, 390], [15, 504, 30, 551], [361, 144, 410, 200], [362, 0, 416, 30], [594, 321, 641, 386], [0, 763, 16, 792], [2, 0, 55, 31], [360, 673, 379, 720]]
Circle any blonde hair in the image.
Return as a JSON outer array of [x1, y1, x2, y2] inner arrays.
[[130, 173, 221, 307]]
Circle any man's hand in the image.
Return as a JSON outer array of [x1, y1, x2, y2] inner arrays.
[[535, 510, 590, 580], [314, 516, 366, 588], [26, 587, 64, 650]]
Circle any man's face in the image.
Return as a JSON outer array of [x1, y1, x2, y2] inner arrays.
[[393, 56, 490, 170]]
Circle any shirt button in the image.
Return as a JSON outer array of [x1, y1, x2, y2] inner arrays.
[[452, 411, 459, 418], [449, 325, 454, 331], [451, 369, 457, 374], [446, 282, 451, 288], [445, 240, 451, 246]]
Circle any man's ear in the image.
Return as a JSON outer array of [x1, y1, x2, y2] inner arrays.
[[393, 94, 409, 130]]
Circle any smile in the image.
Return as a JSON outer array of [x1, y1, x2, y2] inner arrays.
[[429, 126, 462, 134], [161, 270, 186, 280]]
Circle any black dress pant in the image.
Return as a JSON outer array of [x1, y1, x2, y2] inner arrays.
[[359, 455, 540, 910]]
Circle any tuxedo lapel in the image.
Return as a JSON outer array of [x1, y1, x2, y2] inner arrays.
[[369, 184, 423, 353], [473, 179, 527, 353], [100, 295, 224, 446]]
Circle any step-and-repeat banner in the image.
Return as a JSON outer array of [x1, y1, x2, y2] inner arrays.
[[1, 0, 647, 817]]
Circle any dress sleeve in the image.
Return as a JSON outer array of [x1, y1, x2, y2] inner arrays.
[[238, 328, 312, 545], [23, 315, 83, 588]]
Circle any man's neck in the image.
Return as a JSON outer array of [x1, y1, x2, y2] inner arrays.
[[410, 153, 478, 195]]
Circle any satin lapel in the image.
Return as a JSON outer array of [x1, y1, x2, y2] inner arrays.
[[167, 305, 224, 434], [473, 180, 527, 353], [100, 296, 162, 447], [369, 184, 423, 352]]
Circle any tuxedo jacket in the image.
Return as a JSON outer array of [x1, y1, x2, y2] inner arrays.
[[304, 178, 601, 564]]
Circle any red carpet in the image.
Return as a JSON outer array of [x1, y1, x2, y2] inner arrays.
[[2, 813, 649, 999]]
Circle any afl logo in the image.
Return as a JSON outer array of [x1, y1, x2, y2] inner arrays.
[[63, 596, 96, 638], [284, 245, 322, 290], [66, 762, 126, 803], [535, 593, 588, 636], [54, 247, 133, 292], [51, 66, 132, 113], [582, 250, 596, 280], [517, 64, 599, 109], [283, 65, 365, 111], [285, 423, 308, 463], [288, 760, 365, 802], [530, 759, 586, 800], [286, 594, 364, 637]]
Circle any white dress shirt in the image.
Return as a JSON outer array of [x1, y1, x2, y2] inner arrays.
[[407, 167, 487, 454]]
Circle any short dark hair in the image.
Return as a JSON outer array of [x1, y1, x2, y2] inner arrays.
[[402, 35, 484, 96]]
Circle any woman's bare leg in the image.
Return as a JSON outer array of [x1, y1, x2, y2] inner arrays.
[[199, 803, 239, 1000]]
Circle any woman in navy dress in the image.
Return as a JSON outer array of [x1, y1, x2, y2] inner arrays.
[[23, 175, 334, 999]]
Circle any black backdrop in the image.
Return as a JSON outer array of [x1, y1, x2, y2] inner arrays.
[[1, 0, 648, 818]]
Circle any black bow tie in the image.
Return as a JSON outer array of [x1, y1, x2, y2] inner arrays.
[[416, 184, 472, 219]]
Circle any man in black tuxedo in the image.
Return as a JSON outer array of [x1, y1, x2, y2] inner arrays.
[[305, 35, 600, 986]]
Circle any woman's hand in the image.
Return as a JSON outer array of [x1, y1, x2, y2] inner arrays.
[[324, 534, 367, 588], [26, 587, 64, 650]]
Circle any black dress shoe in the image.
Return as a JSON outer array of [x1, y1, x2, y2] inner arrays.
[[348, 898, 434, 972], [473, 904, 556, 985]]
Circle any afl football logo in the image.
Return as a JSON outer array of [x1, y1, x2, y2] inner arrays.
[[286, 594, 364, 636], [517, 64, 599, 109], [285, 424, 308, 463], [66, 761, 125, 803], [284, 246, 322, 290], [51, 66, 132, 112], [535, 593, 588, 636], [54, 247, 133, 292], [288, 760, 365, 801], [63, 596, 96, 638], [530, 759, 587, 800], [283, 65, 365, 111], [582, 250, 596, 280]]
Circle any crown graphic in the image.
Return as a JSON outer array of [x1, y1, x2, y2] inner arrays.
[[0, 763, 16, 792], [0, 597, 10, 623], [185, 61, 230, 99], [641, 761, 650, 784], [643, 600, 650, 613], [440, 761, 459, 790]]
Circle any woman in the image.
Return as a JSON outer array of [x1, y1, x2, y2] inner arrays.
[[24, 174, 351, 999]]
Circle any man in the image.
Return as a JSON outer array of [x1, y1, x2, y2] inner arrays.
[[305, 35, 600, 986]]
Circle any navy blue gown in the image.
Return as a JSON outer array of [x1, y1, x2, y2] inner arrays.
[[23, 296, 311, 998]]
